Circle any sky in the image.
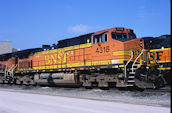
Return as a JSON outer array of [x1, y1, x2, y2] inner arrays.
[[0, 0, 170, 50]]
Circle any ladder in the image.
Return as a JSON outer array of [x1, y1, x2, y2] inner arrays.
[[5, 64, 17, 82], [126, 64, 138, 86], [125, 49, 145, 87]]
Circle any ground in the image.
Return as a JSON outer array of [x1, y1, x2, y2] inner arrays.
[[0, 88, 170, 113]]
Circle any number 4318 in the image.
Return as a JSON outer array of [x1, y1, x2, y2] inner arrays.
[[96, 46, 109, 53]]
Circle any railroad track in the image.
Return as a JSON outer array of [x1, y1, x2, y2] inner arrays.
[[145, 89, 171, 93], [0, 83, 170, 93]]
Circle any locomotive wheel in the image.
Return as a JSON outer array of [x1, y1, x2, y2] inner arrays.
[[153, 76, 166, 89]]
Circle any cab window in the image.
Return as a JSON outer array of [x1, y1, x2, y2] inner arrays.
[[112, 33, 127, 39], [93, 33, 108, 44], [129, 33, 136, 39], [111, 32, 136, 42]]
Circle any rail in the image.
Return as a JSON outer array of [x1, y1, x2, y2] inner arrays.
[[124, 51, 133, 78]]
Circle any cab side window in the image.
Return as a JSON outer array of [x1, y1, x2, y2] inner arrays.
[[93, 33, 108, 44]]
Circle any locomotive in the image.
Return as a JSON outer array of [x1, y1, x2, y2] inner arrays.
[[0, 27, 171, 89]]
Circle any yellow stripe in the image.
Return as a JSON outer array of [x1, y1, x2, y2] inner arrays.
[[113, 51, 130, 56], [150, 60, 171, 63], [113, 48, 144, 57], [67, 62, 85, 67], [119, 65, 124, 67], [157, 67, 171, 70], [91, 60, 111, 66], [150, 48, 171, 52]]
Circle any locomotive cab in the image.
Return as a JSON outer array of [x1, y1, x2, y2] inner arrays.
[[91, 27, 139, 66], [92, 27, 136, 44]]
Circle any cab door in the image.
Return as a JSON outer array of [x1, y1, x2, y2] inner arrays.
[[91, 32, 112, 65]]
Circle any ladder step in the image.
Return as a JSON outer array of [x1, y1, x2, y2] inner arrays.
[[128, 80, 135, 82], [132, 64, 138, 66], [129, 72, 135, 74], [126, 84, 134, 86], [130, 68, 137, 70], [128, 76, 135, 78]]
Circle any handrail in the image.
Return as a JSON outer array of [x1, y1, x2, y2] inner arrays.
[[124, 51, 133, 78], [148, 51, 151, 64], [4, 64, 8, 77], [12, 64, 18, 71], [8, 64, 15, 71], [10, 64, 18, 78], [131, 49, 145, 72], [155, 59, 162, 75]]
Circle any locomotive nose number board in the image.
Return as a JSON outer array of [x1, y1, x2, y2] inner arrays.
[[96, 46, 109, 53]]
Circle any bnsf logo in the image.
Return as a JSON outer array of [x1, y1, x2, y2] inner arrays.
[[150, 51, 163, 61], [44, 53, 68, 65]]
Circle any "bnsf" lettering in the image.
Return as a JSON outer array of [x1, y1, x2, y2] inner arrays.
[[45, 53, 68, 65], [150, 51, 163, 61]]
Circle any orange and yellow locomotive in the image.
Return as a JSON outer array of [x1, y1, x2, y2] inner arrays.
[[0, 27, 171, 89]]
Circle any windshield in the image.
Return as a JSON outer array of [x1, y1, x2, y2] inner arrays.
[[111, 32, 136, 42], [112, 33, 127, 39], [129, 33, 136, 39]]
